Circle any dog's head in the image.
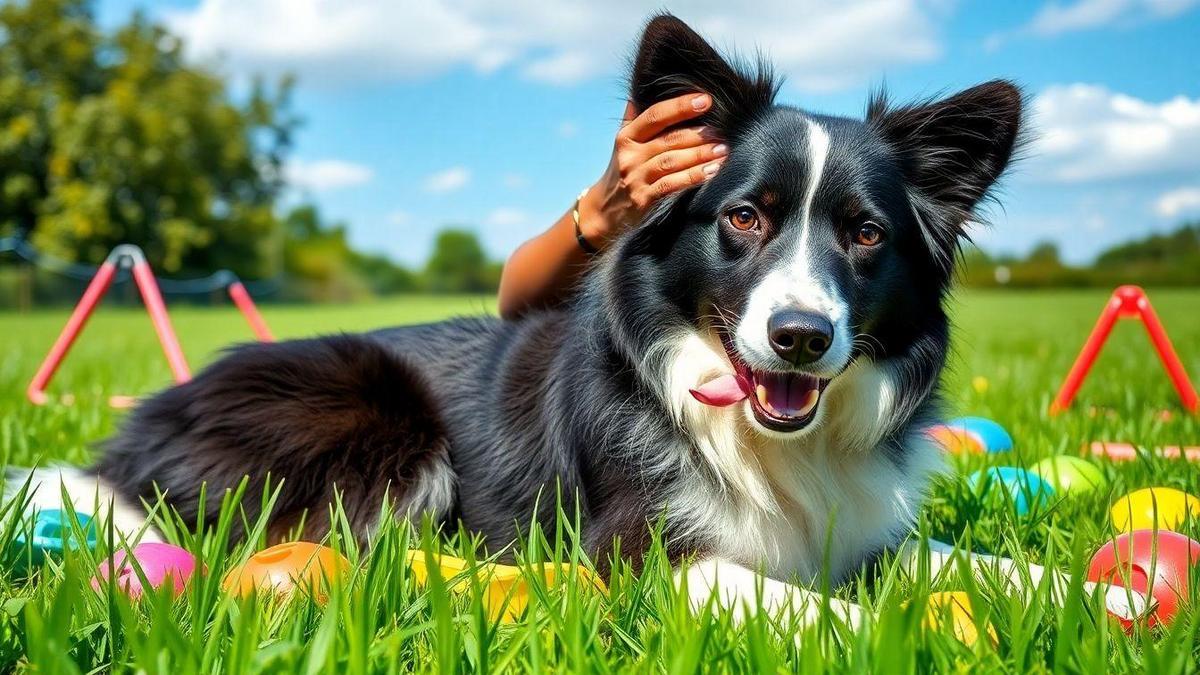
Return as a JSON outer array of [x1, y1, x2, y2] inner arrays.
[[602, 15, 1022, 438]]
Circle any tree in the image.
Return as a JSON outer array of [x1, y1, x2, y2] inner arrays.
[[424, 229, 496, 293], [0, 0, 296, 278]]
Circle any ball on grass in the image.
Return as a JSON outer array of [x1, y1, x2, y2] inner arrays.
[[1110, 487, 1200, 534], [1027, 456, 1107, 496], [91, 543, 198, 598], [949, 417, 1013, 453], [923, 591, 997, 646], [968, 467, 1055, 516], [1087, 530, 1200, 629], [222, 542, 350, 601]]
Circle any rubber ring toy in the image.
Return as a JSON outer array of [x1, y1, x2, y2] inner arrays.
[[11, 509, 96, 566], [92, 543, 198, 598], [222, 541, 350, 601], [1027, 456, 1107, 496], [1087, 530, 1200, 629], [1110, 487, 1200, 534], [968, 467, 1055, 515], [948, 416, 1013, 453]]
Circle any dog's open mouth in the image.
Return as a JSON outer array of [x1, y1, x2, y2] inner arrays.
[[689, 328, 829, 433]]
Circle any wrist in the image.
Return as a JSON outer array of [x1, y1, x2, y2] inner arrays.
[[576, 184, 614, 248]]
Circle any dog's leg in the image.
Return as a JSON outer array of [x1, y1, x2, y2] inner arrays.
[[677, 558, 866, 629], [899, 538, 1149, 622]]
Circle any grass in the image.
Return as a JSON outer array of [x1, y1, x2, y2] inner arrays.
[[1, 288, 1199, 672]]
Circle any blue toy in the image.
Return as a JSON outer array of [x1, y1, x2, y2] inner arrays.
[[968, 467, 1054, 515], [949, 416, 1013, 453], [11, 509, 97, 565]]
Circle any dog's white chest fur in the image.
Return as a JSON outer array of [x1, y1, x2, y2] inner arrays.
[[653, 330, 943, 580]]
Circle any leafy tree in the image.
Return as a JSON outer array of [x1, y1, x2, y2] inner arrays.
[[0, 0, 295, 278], [424, 229, 497, 293]]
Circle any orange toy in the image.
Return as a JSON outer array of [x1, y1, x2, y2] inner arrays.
[[222, 542, 351, 600]]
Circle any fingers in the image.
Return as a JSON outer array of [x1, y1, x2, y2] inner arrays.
[[637, 158, 726, 208], [621, 93, 710, 143], [645, 125, 719, 156], [643, 143, 728, 183]]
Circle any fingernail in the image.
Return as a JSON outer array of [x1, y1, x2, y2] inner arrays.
[[692, 95, 710, 111], [703, 161, 721, 177], [712, 144, 728, 157]]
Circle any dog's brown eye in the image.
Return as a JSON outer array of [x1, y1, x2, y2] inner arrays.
[[854, 222, 883, 247], [726, 207, 759, 231]]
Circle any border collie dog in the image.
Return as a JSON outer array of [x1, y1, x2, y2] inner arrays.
[[24, 15, 1132, 623]]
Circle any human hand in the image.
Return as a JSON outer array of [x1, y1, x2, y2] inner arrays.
[[578, 93, 727, 248]]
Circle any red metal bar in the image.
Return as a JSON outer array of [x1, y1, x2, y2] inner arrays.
[[26, 261, 119, 405], [228, 281, 275, 342], [1050, 291, 1123, 414], [1133, 288, 1199, 413], [130, 259, 191, 383]]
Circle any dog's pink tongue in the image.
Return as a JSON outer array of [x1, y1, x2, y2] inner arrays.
[[689, 374, 749, 407]]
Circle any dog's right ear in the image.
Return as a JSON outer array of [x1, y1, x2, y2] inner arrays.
[[630, 14, 777, 136]]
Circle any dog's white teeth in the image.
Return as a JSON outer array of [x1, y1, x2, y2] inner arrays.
[[756, 384, 769, 408], [797, 388, 820, 417]]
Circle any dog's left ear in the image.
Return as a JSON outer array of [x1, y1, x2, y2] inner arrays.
[[630, 14, 777, 136], [869, 80, 1023, 264]]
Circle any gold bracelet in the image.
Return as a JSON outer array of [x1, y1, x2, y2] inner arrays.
[[572, 188, 600, 255]]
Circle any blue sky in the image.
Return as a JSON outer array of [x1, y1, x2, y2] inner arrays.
[[97, 1, 1200, 266]]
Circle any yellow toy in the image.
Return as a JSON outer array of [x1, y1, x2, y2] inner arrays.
[[405, 551, 606, 622], [923, 591, 997, 647], [1110, 487, 1200, 534]]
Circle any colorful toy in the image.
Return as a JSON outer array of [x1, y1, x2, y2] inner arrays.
[[1050, 285, 1198, 415], [928, 425, 985, 455], [222, 542, 350, 600], [1087, 530, 1200, 628], [405, 551, 606, 622], [968, 467, 1055, 515], [91, 543, 198, 598], [922, 591, 997, 646], [1110, 487, 1200, 534], [1089, 441, 1200, 463], [1027, 456, 1107, 496], [949, 417, 1013, 453], [11, 509, 96, 565]]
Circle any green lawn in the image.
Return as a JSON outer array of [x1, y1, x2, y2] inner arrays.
[[1, 289, 1198, 672]]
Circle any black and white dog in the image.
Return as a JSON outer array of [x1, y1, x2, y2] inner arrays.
[[14, 15, 1145, 624]]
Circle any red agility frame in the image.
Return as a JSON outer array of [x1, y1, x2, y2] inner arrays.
[[1050, 285, 1198, 415], [27, 244, 274, 407]]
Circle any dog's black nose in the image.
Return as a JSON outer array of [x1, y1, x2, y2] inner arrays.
[[767, 310, 833, 365]]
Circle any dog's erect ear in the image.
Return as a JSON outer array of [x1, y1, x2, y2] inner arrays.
[[869, 80, 1023, 266], [630, 14, 777, 135]]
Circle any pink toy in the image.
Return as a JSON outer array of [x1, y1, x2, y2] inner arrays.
[[92, 543, 199, 598]]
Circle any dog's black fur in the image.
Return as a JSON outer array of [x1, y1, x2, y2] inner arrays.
[[96, 15, 1022, 580]]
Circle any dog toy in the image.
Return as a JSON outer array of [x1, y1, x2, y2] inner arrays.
[[1087, 530, 1200, 629], [91, 543, 197, 598], [928, 416, 1011, 454], [405, 551, 606, 622], [1110, 487, 1200, 534], [1027, 456, 1107, 496], [968, 467, 1054, 515], [928, 424, 985, 455], [222, 542, 350, 601], [922, 591, 997, 646], [11, 509, 96, 565], [1089, 441, 1200, 463]]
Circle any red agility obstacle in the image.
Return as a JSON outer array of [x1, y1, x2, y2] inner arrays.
[[27, 244, 274, 407], [1051, 285, 1198, 415]]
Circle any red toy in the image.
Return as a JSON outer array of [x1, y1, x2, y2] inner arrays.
[[27, 244, 273, 407], [1051, 286, 1198, 415], [1087, 530, 1200, 628]]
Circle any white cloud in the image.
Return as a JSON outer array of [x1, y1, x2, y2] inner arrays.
[[422, 166, 471, 194], [484, 208, 530, 227], [167, 1, 948, 92], [1027, 84, 1200, 183], [502, 173, 529, 190], [387, 210, 410, 226], [1028, 0, 1196, 35], [284, 158, 373, 191], [1154, 187, 1200, 217]]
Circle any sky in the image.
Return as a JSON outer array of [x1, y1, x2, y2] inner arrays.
[[96, 0, 1200, 266]]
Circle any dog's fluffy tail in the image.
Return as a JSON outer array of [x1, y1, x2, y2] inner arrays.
[[4, 466, 160, 543]]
